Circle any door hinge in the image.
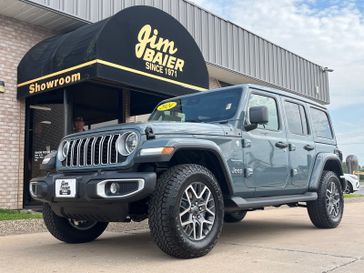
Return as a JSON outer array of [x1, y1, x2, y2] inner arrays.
[[244, 167, 254, 177], [289, 144, 296, 151], [242, 139, 252, 148], [291, 169, 298, 177]]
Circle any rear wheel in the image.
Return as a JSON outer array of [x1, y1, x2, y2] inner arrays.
[[43, 204, 108, 243], [307, 171, 344, 228], [224, 211, 247, 223], [149, 164, 224, 259]]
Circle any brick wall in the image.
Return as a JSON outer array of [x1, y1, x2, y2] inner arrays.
[[0, 15, 52, 209]]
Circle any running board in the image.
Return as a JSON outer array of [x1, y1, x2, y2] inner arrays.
[[225, 192, 318, 211]]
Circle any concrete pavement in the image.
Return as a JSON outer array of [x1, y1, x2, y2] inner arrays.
[[1, 200, 363, 273]]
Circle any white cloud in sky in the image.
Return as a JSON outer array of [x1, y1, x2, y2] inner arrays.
[[191, 0, 364, 108], [190, 0, 364, 164]]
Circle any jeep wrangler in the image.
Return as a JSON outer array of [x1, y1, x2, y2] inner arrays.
[[30, 84, 345, 258]]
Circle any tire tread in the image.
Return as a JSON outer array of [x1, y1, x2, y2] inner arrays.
[[148, 164, 223, 258], [307, 171, 343, 229], [43, 204, 108, 244]]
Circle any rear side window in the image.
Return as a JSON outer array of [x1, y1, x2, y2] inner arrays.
[[248, 94, 279, 131], [310, 107, 333, 139], [284, 101, 309, 135]]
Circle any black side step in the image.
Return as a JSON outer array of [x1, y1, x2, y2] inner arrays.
[[225, 192, 318, 211]]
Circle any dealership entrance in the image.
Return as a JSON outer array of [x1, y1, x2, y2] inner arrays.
[[17, 6, 209, 207]]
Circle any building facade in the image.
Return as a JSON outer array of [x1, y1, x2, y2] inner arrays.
[[0, 0, 330, 209], [0, 15, 53, 208]]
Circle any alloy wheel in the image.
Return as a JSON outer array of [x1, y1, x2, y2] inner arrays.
[[179, 182, 216, 241], [326, 181, 341, 220]]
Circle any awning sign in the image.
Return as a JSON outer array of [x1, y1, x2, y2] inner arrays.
[[17, 6, 209, 99]]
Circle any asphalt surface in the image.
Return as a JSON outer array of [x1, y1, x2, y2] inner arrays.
[[1, 200, 363, 273]]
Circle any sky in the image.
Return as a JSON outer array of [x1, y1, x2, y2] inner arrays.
[[190, 0, 364, 164]]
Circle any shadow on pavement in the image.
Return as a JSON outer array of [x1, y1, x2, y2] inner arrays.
[[18, 217, 316, 262]]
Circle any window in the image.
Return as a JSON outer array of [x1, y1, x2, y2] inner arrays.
[[284, 101, 309, 135], [149, 88, 242, 123], [310, 107, 333, 139], [248, 94, 279, 131]]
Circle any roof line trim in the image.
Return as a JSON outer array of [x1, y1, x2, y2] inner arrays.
[[17, 59, 208, 91]]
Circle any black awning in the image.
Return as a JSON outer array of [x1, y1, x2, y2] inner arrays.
[[17, 6, 209, 99]]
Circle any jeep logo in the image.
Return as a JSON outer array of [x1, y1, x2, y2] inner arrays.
[[231, 167, 243, 175]]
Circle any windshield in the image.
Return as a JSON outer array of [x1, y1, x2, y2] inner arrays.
[[149, 88, 242, 123]]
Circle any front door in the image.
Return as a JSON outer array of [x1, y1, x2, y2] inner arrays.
[[243, 91, 290, 196], [283, 100, 315, 191], [24, 103, 65, 206]]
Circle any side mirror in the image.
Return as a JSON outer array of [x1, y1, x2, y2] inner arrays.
[[245, 106, 269, 131]]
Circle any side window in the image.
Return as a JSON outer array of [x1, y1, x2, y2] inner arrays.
[[310, 107, 333, 139], [248, 94, 279, 131], [284, 101, 309, 135]]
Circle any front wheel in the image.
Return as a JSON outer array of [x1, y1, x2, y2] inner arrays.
[[43, 204, 108, 243], [307, 171, 344, 228], [149, 164, 224, 259]]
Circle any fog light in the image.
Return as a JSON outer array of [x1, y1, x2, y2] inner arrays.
[[110, 182, 120, 194]]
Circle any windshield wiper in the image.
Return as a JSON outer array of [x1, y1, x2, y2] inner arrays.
[[210, 120, 229, 124]]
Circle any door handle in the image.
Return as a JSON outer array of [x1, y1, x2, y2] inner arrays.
[[304, 144, 315, 151], [275, 141, 288, 149]]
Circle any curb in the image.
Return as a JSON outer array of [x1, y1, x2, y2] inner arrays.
[[0, 218, 149, 237]]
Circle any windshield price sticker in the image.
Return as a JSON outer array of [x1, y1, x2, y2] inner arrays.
[[157, 101, 177, 111]]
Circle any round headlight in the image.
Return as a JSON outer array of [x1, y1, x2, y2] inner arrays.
[[57, 140, 70, 161], [125, 132, 138, 154], [116, 132, 139, 156]]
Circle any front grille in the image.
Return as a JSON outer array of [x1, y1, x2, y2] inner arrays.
[[65, 134, 124, 168]]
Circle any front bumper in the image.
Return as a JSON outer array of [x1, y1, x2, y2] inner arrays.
[[30, 171, 156, 221], [30, 171, 156, 203]]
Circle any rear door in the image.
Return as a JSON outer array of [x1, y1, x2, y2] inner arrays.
[[283, 99, 315, 192], [243, 90, 290, 196]]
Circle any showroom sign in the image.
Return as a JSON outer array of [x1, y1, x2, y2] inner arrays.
[[135, 24, 185, 77], [17, 6, 208, 99]]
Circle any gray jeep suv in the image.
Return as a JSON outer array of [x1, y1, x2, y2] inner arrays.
[[30, 84, 345, 258]]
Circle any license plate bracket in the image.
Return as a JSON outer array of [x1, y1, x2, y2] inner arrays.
[[55, 179, 77, 198]]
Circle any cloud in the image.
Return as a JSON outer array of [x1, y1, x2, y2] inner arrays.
[[190, 0, 364, 163], [190, 0, 364, 109]]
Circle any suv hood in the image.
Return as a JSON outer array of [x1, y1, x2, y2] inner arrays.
[[67, 121, 233, 138]]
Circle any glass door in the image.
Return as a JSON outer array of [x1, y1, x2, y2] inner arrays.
[[24, 103, 64, 206]]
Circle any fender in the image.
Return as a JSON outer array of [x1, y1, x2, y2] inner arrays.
[[134, 138, 234, 194], [308, 152, 345, 191]]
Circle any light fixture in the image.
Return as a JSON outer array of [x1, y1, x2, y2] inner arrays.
[[0, 81, 5, 93], [29, 105, 52, 111], [40, 121, 52, 125], [109, 183, 120, 195], [321, 67, 334, 73]]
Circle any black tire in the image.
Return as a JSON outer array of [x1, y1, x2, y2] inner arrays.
[[149, 164, 224, 259], [224, 211, 247, 223], [307, 171, 344, 229], [43, 203, 108, 243], [344, 183, 353, 194]]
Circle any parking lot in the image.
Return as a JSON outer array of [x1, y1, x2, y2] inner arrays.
[[0, 199, 363, 273]]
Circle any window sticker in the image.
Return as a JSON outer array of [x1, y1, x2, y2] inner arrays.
[[157, 101, 177, 111]]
